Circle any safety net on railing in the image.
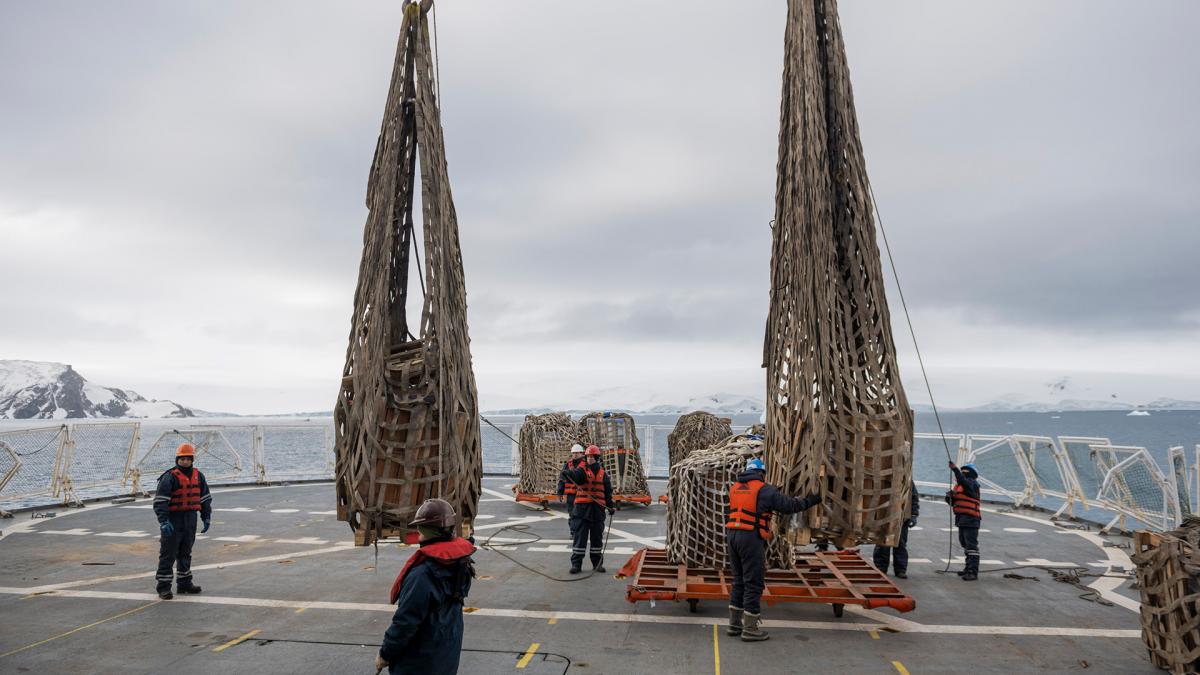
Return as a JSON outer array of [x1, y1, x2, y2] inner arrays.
[[0, 425, 67, 511], [60, 422, 140, 505]]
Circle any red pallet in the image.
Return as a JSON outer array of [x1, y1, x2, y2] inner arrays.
[[616, 547, 915, 616], [614, 493, 652, 506], [514, 492, 563, 506]]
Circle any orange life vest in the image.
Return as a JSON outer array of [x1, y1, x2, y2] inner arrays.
[[951, 484, 981, 519], [573, 466, 607, 507], [726, 479, 772, 540], [169, 467, 201, 512], [563, 457, 585, 497]]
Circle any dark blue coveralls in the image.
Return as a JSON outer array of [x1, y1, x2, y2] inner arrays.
[[946, 466, 982, 575], [556, 455, 586, 537], [726, 469, 820, 614], [872, 482, 920, 575], [153, 466, 211, 593], [563, 462, 614, 570], [380, 539, 475, 675]]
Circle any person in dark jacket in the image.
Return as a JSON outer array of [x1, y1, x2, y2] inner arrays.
[[153, 442, 212, 599], [725, 458, 821, 642], [561, 445, 614, 574], [376, 498, 476, 675], [556, 444, 587, 537], [872, 481, 920, 578], [945, 462, 982, 581]]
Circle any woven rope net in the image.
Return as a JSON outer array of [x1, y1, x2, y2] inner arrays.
[[763, 0, 914, 548], [333, 0, 482, 545], [516, 413, 583, 496], [666, 434, 792, 569], [667, 412, 733, 468], [577, 412, 650, 498], [1132, 517, 1200, 673]]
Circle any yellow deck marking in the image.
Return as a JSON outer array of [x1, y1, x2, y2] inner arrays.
[[548, 617, 557, 625], [892, 661, 910, 675], [712, 624, 721, 675], [213, 629, 261, 653], [295, 607, 307, 614], [869, 629, 880, 639], [516, 642, 539, 669], [0, 601, 159, 658]]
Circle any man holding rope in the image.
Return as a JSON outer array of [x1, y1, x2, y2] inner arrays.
[[561, 445, 614, 574]]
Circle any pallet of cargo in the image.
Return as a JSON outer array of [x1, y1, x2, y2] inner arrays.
[[616, 547, 915, 616]]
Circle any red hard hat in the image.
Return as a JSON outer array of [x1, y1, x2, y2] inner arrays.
[[176, 443, 196, 458], [585, 445, 601, 456]]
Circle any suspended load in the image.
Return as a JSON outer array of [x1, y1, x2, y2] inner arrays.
[[1132, 518, 1200, 674], [577, 412, 651, 504], [514, 413, 584, 502], [667, 411, 733, 468], [763, 0, 914, 548], [333, 0, 482, 545]]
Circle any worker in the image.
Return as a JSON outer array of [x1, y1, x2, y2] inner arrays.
[[945, 462, 982, 581], [561, 445, 614, 574], [725, 458, 821, 642], [556, 444, 587, 537], [872, 481, 920, 578], [153, 442, 212, 600], [376, 498, 476, 675]]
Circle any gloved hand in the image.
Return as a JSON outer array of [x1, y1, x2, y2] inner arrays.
[[806, 492, 822, 507], [201, 518, 211, 533], [374, 653, 388, 674], [607, 507, 616, 516], [904, 518, 917, 528], [948, 461, 957, 470], [160, 521, 174, 537]]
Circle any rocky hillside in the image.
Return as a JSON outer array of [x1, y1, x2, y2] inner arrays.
[[0, 360, 195, 419]]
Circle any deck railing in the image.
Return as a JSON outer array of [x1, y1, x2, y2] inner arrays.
[[0, 419, 1194, 534]]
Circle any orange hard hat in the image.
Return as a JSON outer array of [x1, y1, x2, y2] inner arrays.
[[585, 445, 601, 456], [176, 443, 196, 458]]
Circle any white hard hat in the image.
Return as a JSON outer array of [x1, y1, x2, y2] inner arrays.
[[570, 444, 585, 454]]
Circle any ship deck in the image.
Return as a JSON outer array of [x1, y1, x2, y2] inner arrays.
[[0, 477, 1155, 674]]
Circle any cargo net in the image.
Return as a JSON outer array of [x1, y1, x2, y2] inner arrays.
[[666, 434, 793, 569], [763, 0, 913, 549], [62, 422, 139, 503], [260, 425, 335, 482], [333, 1, 482, 545], [131, 428, 244, 495], [0, 425, 66, 510], [515, 413, 583, 496], [667, 411, 733, 468], [578, 412, 649, 498], [1132, 517, 1200, 673]]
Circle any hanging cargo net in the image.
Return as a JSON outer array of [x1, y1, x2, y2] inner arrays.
[[763, 0, 913, 549], [578, 412, 650, 500], [0, 425, 67, 511], [666, 434, 792, 569], [515, 413, 582, 497], [333, 0, 482, 545], [130, 428, 244, 495], [1132, 518, 1200, 674], [667, 411, 733, 469], [60, 422, 140, 504]]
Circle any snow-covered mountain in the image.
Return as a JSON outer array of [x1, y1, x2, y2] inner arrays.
[[0, 360, 195, 419], [483, 392, 764, 416]]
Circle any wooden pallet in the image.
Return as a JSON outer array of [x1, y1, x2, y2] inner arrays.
[[1132, 527, 1200, 673], [616, 547, 915, 616]]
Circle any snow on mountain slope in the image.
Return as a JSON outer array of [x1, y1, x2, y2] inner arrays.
[[0, 360, 195, 419]]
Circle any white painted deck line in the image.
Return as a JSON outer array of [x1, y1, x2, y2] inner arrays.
[[0, 587, 1141, 639], [96, 530, 151, 538], [269, 509, 299, 514]]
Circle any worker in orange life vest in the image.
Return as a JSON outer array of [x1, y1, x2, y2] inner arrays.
[[561, 445, 614, 574], [945, 462, 982, 581], [556, 444, 587, 537], [725, 457, 821, 642], [153, 443, 212, 599], [376, 498, 476, 675]]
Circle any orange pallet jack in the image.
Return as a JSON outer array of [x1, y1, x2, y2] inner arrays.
[[616, 547, 915, 617]]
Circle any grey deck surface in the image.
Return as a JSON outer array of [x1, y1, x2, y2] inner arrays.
[[0, 477, 1154, 674]]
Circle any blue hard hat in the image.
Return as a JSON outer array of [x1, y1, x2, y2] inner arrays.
[[961, 463, 978, 475], [746, 458, 765, 472]]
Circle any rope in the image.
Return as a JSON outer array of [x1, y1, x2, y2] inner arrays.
[[10, 426, 65, 457], [478, 517, 615, 583], [971, 564, 1130, 606], [480, 416, 519, 445], [868, 183, 958, 572]]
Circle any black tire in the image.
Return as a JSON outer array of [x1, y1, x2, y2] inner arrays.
[[832, 603, 844, 618]]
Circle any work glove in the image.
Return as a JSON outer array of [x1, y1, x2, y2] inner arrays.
[[904, 518, 917, 528], [948, 461, 957, 470], [607, 507, 616, 516], [805, 492, 822, 508], [374, 653, 388, 674], [160, 521, 174, 537], [201, 518, 211, 533]]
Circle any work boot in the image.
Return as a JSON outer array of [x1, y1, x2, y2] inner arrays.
[[593, 563, 606, 573], [569, 565, 582, 575], [741, 612, 769, 642], [177, 583, 202, 594], [158, 590, 173, 600], [894, 570, 907, 579], [956, 570, 968, 576], [726, 606, 744, 636], [961, 572, 978, 581]]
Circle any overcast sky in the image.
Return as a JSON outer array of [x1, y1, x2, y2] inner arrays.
[[1, 1, 1198, 413]]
